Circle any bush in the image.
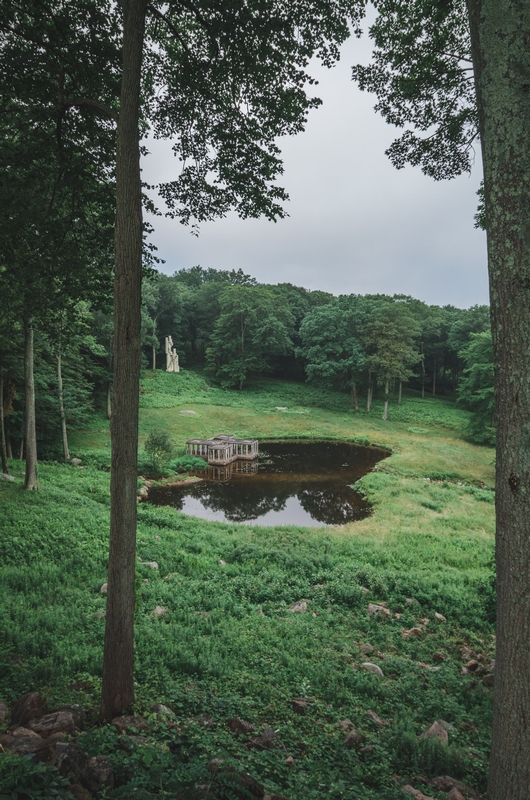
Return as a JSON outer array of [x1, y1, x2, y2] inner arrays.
[[168, 455, 207, 473], [144, 431, 174, 474]]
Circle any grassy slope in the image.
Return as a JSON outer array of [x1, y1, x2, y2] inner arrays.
[[0, 371, 495, 799]]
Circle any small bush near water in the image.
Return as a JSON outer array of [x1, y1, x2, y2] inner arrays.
[[0, 372, 495, 799]]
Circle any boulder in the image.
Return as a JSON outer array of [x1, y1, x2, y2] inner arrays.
[[227, 716, 255, 734], [151, 605, 169, 618], [29, 710, 76, 737], [99, 583, 108, 593], [482, 673, 494, 688], [0, 473, 15, 481], [359, 642, 375, 655], [447, 790, 465, 800], [367, 603, 390, 617], [289, 600, 307, 612], [291, 697, 315, 714], [11, 693, 47, 727], [465, 659, 480, 672], [83, 755, 114, 795], [207, 761, 265, 799], [138, 486, 149, 498], [366, 710, 385, 727], [337, 719, 355, 731], [71, 458, 82, 466], [431, 776, 482, 799], [434, 612, 447, 622], [362, 662, 384, 678], [150, 703, 174, 717], [419, 721, 448, 745], [343, 728, 363, 749], [55, 743, 89, 784], [246, 729, 276, 750], [0, 700, 7, 725], [179, 410, 197, 415], [402, 627, 423, 639], [285, 755, 295, 767], [140, 561, 159, 570], [402, 787, 436, 800], [112, 715, 148, 733], [359, 744, 376, 758], [69, 785, 92, 800], [1, 731, 64, 762]]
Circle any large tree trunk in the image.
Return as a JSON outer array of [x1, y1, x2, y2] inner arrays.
[[0, 363, 9, 474], [101, 0, 147, 722], [24, 322, 39, 490], [397, 380, 402, 406], [366, 371, 372, 413], [466, 2, 530, 797], [152, 342, 156, 370], [6, 418, 12, 460], [57, 354, 70, 461], [351, 383, 358, 411]]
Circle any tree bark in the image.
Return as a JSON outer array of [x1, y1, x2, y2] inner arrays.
[[57, 354, 70, 461], [398, 380, 402, 406], [432, 354, 437, 396], [106, 380, 112, 420], [152, 342, 156, 370], [101, 0, 147, 722], [466, 1, 530, 796], [351, 383, 358, 410], [24, 322, 39, 490], [366, 371, 372, 412], [420, 342, 425, 398], [6, 418, 12, 460], [382, 377, 389, 420], [18, 437, 24, 460], [0, 364, 9, 474]]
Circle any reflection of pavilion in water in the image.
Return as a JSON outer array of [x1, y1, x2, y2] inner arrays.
[[207, 460, 259, 482], [186, 434, 259, 466]]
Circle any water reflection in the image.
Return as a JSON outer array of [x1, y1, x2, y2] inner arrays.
[[147, 441, 388, 527]]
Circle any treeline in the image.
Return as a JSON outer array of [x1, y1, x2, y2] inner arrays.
[[0, 265, 494, 468]]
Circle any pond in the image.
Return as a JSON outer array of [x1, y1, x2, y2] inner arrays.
[[146, 440, 389, 527]]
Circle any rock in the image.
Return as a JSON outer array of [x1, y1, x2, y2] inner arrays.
[[138, 486, 149, 498], [29, 710, 76, 737], [150, 703, 174, 717], [359, 744, 376, 757], [208, 762, 264, 799], [359, 586, 370, 594], [337, 719, 355, 731], [227, 716, 255, 735], [246, 728, 276, 750], [179, 410, 197, 415], [291, 697, 315, 714], [112, 715, 148, 734], [482, 673, 494, 687], [11, 693, 47, 727], [12, 726, 41, 738], [275, 407, 288, 411], [69, 785, 92, 800], [2, 731, 64, 762], [466, 659, 480, 672], [289, 600, 307, 612], [402, 627, 423, 639], [71, 458, 82, 466], [359, 642, 375, 655], [219, 559, 227, 566], [55, 743, 89, 784], [0, 700, 7, 725], [362, 662, 384, 678], [366, 710, 385, 727], [431, 776, 482, 799], [59, 704, 86, 729], [99, 583, 108, 593], [151, 605, 169, 618], [83, 755, 114, 795], [419, 721, 449, 745], [140, 561, 159, 570], [447, 790, 465, 800], [343, 728, 363, 749], [433, 652, 446, 662], [402, 786, 436, 800], [367, 603, 390, 617], [0, 473, 15, 481], [285, 755, 295, 767], [191, 714, 213, 727], [434, 612, 446, 622], [436, 720, 456, 733]]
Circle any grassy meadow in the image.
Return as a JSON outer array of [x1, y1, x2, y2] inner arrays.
[[0, 370, 496, 799]]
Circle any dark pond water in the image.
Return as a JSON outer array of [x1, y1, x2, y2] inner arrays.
[[147, 441, 388, 527]]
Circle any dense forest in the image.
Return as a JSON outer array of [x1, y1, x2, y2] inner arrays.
[[0, 263, 494, 469]]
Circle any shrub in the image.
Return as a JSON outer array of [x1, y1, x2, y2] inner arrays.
[[145, 431, 174, 474]]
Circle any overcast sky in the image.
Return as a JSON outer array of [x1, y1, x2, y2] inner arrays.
[[143, 24, 488, 310]]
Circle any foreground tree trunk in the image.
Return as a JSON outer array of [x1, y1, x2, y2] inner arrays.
[[152, 343, 156, 370], [101, 0, 147, 722], [398, 380, 402, 406], [350, 383, 358, 410], [0, 364, 9, 474], [56, 354, 70, 461], [24, 322, 39, 490], [466, 1, 530, 796]]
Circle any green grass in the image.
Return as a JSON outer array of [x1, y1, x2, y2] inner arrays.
[[0, 370, 495, 799]]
